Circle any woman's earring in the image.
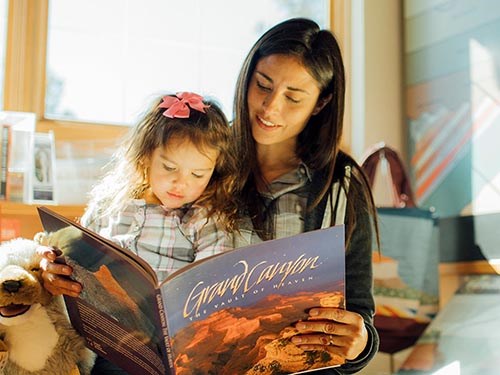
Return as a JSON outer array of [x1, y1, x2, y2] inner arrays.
[[312, 94, 333, 115]]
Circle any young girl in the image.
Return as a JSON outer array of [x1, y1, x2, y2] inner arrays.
[[40, 91, 240, 295]]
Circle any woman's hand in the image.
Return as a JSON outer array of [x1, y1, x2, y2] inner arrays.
[[37, 245, 82, 297], [291, 307, 368, 362]]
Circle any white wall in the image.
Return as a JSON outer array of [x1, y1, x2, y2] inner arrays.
[[347, 0, 404, 162], [365, 0, 404, 156]]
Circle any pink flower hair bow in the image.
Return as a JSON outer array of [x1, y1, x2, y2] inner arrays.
[[158, 92, 209, 118]]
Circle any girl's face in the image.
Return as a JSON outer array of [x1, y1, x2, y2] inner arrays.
[[147, 137, 218, 208], [247, 54, 324, 148]]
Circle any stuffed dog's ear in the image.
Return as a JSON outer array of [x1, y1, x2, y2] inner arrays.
[[34, 232, 49, 246]]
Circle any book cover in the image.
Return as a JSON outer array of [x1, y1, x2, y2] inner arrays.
[[37, 206, 346, 375]]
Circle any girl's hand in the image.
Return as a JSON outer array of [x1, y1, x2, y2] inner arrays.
[[37, 245, 82, 297], [291, 307, 368, 361]]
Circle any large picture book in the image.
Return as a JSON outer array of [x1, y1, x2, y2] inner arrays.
[[37, 206, 346, 375]]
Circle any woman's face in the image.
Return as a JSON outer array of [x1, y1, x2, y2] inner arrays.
[[247, 54, 323, 147], [147, 137, 218, 208]]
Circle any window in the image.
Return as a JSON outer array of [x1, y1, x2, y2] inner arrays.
[[45, 0, 329, 125], [0, 0, 8, 110]]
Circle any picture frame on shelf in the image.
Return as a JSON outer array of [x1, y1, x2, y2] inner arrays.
[[28, 131, 57, 204], [0, 111, 36, 203], [0, 124, 12, 200]]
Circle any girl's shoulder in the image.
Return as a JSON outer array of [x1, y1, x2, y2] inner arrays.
[[181, 204, 211, 225], [81, 199, 146, 225]]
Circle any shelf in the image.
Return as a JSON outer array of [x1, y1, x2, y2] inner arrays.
[[0, 201, 85, 240], [440, 260, 500, 275], [0, 201, 84, 217]]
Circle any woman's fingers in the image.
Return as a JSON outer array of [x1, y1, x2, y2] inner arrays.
[[307, 307, 363, 325], [296, 308, 364, 336], [291, 332, 350, 347], [292, 308, 368, 361], [295, 320, 350, 336]]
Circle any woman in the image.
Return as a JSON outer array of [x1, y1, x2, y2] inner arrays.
[[231, 17, 379, 373]]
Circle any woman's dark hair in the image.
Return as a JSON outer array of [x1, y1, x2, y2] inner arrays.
[[232, 18, 378, 245]]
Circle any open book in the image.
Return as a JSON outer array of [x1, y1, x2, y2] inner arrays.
[[38, 206, 346, 375]]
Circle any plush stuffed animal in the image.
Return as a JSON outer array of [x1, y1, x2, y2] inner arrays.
[[0, 238, 95, 375]]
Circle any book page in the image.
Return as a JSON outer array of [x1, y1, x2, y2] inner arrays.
[[38, 206, 157, 284], [37, 207, 170, 374], [66, 297, 167, 375]]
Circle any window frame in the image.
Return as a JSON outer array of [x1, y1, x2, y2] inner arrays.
[[3, 0, 344, 144]]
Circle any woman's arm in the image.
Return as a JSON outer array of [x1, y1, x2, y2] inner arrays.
[[337, 182, 379, 372], [292, 169, 379, 373]]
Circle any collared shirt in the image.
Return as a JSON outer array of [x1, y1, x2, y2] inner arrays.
[[80, 200, 230, 282], [234, 162, 312, 247]]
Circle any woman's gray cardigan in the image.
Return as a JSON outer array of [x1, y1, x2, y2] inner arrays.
[[303, 166, 380, 374]]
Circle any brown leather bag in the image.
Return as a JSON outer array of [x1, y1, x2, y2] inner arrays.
[[361, 143, 439, 354], [361, 143, 416, 208]]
